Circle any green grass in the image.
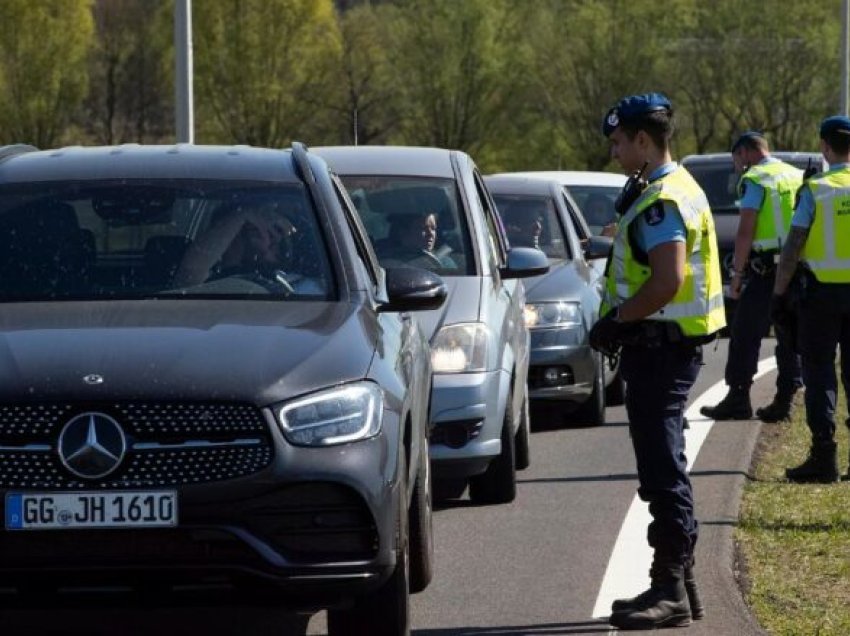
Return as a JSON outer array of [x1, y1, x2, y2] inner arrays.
[[737, 389, 850, 635]]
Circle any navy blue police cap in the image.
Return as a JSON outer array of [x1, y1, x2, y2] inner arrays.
[[602, 92, 672, 137], [819, 115, 850, 138], [730, 130, 765, 153]]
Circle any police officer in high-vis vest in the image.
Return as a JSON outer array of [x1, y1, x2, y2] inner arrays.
[[701, 132, 803, 422], [772, 115, 850, 483], [589, 93, 725, 630]]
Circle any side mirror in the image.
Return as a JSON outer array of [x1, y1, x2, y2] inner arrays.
[[500, 246, 549, 280], [379, 267, 447, 313], [585, 235, 613, 260]]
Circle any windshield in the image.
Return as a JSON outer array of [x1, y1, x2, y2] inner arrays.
[[682, 163, 740, 213], [339, 175, 474, 276], [491, 194, 571, 261], [564, 185, 620, 235], [0, 180, 334, 301]]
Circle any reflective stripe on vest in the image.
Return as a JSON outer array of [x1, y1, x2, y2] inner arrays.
[[738, 161, 803, 252], [802, 169, 850, 282], [602, 167, 726, 337]]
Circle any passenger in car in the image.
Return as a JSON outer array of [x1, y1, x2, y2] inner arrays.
[[584, 193, 618, 237], [502, 201, 543, 249], [382, 211, 456, 269], [174, 203, 319, 294]]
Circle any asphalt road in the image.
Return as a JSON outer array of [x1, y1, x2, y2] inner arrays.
[[1, 340, 775, 636]]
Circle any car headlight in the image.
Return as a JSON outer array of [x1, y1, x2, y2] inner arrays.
[[431, 323, 490, 373], [277, 382, 383, 446], [524, 302, 582, 329]]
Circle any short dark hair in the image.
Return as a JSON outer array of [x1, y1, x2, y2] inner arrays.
[[823, 129, 850, 155], [618, 109, 674, 150], [731, 132, 769, 154]]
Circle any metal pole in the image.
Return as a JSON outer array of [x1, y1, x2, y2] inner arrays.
[[843, 0, 849, 115], [175, 0, 194, 143]]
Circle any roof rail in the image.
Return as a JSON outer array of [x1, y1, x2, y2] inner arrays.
[[291, 141, 316, 185], [0, 144, 37, 163]]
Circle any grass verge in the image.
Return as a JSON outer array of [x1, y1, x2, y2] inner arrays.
[[736, 392, 850, 635]]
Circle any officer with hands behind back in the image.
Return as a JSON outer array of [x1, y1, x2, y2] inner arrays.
[[772, 115, 850, 484], [700, 132, 803, 422], [589, 93, 726, 630]]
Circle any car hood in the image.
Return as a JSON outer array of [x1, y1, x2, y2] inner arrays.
[[409, 276, 481, 340], [522, 260, 593, 303], [0, 300, 376, 403]]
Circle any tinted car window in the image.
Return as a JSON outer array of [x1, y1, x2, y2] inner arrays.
[[682, 164, 740, 213], [0, 180, 334, 300], [340, 175, 473, 275], [492, 194, 571, 260], [565, 185, 619, 233]]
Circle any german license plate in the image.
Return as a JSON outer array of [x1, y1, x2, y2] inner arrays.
[[5, 491, 177, 530]]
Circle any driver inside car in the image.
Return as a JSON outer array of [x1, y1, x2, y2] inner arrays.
[[382, 211, 456, 270], [174, 201, 320, 294]]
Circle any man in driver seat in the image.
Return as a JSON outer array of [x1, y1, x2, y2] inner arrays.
[[382, 211, 456, 269]]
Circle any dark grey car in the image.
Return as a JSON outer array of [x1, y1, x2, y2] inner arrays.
[[315, 146, 548, 505], [0, 143, 445, 635], [485, 175, 624, 426]]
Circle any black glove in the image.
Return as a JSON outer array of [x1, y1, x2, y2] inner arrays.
[[770, 293, 794, 335], [589, 309, 624, 357]]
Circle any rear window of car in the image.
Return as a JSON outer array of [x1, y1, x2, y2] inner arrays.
[[339, 175, 474, 276], [491, 194, 571, 261], [0, 179, 334, 301], [682, 162, 740, 213]]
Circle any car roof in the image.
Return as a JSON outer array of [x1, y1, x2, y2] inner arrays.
[[0, 144, 303, 183], [681, 151, 823, 165], [484, 174, 555, 196], [313, 146, 457, 179], [489, 170, 627, 187]]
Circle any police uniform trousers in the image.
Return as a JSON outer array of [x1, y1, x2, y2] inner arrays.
[[726, 267, 802, 395], [798, 279, 850, 443], [621, 339, 702, 563]]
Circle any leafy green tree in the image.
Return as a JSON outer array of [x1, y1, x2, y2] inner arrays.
[[193, 0, 340, 147], [0, 0, 94, 147], [389, 0, 531, 161], [83, 0, 173, 144]]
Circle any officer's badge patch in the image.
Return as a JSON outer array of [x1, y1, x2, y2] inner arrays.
[[646, 204, 665, 226], [606, 111, 619, 128]]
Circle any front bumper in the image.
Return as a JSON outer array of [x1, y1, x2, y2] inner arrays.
[[0, 415, 403, 607], [526, 327, 595, 401], [428, 369, 508, 480]]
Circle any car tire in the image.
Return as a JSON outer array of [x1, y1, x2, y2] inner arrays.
[[408, 442, 434, 594], [515, 389, 531, 471], [605, 364, 625, 406], [469, 393, 517, 505], [327, 478, 410, 636], [575, 353, 605, 426]]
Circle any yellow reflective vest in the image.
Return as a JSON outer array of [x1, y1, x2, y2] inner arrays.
[[602, 166, 726, 337], [738, 160, 803, 252], [801, 166, 850, 283]]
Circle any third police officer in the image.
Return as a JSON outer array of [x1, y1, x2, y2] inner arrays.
[[589, 93, 725, 629], [701, 132, 803, 422], [772, 115, 850, 483]]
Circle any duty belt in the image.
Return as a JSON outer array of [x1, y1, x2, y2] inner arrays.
[[620, 320, 715, 349]]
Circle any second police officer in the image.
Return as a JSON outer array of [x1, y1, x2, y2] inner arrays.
[[589, 93, 726, 630], [772, 115, 850, 483], [700, 132, 803, 422]]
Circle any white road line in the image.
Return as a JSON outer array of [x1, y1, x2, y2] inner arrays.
[[591, 357, 778, 619]]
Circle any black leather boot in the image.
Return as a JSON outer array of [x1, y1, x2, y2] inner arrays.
[[609, 563, 692, 630], [699, 385, 752, 420], [756, 392, 795, 423], [786, 441, 839, 483], [612, 558, 704, 621]]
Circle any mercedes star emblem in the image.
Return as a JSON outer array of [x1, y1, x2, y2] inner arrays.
[[58, 412, 127, 480]]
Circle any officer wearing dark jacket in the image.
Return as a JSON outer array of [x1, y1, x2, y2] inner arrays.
[[701, 132, 803, 422], [773, 115, 850, 483], [590, 93, 725, 630]]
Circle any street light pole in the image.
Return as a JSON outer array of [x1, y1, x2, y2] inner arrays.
[[175, 0, 194, 143]]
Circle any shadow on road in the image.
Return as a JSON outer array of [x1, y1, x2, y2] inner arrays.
[[414, 619, 612, 635]]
